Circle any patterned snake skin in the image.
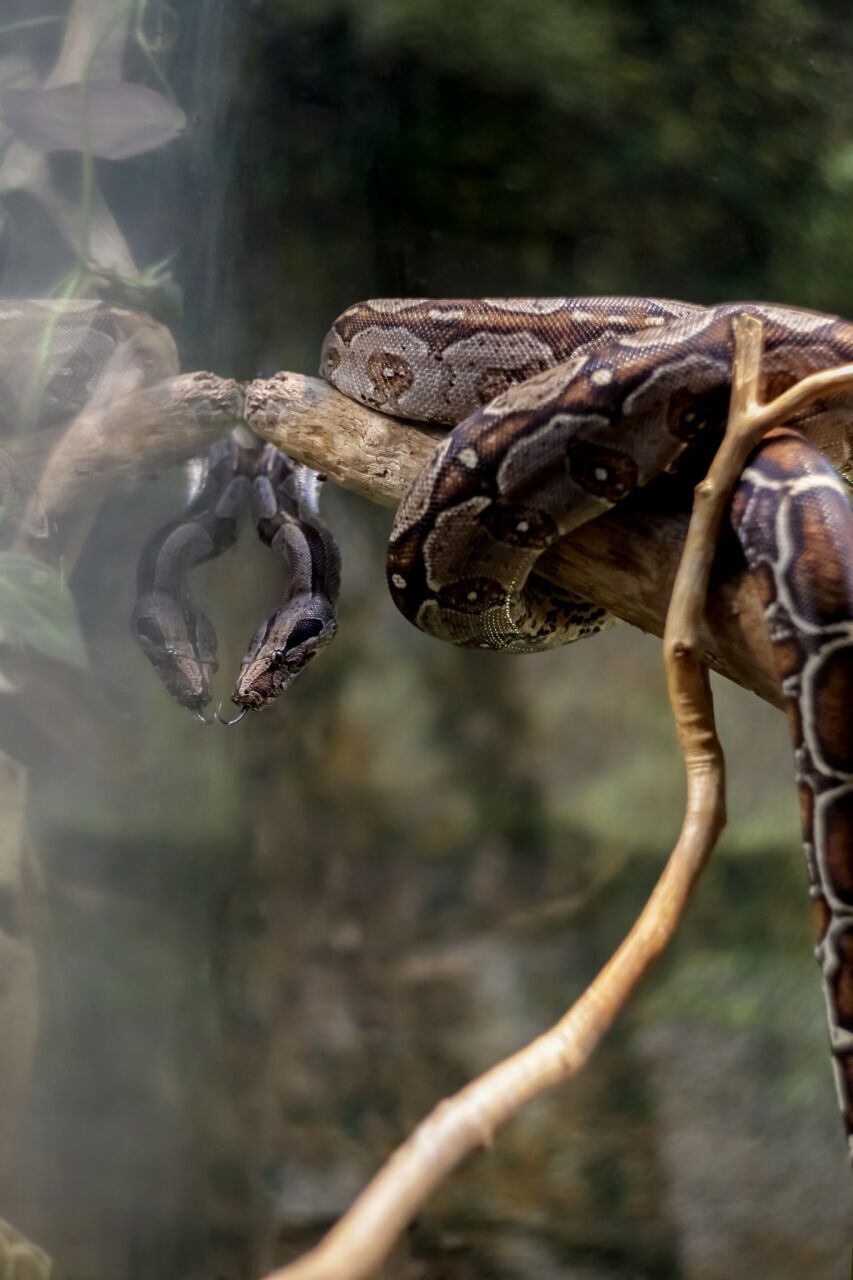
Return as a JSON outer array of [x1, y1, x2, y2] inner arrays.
[[321, 296, 853, 1158], [130, 434, 340, 719], [130, 431, 257, 715], [732, 429, 853, 1152]]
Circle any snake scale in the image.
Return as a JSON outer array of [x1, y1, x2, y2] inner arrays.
[[133, 295, 852, 1159]]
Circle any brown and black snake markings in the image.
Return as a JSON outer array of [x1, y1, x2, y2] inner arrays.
[[135, 295, 852, 1159], [320, 296, 852, 1160], [732, 429, 853, 1145], [228, 443, 340, 721]]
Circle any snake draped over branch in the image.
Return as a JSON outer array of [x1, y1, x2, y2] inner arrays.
[[319, 296, 852, 1162], [129, 295, 852, 1162]]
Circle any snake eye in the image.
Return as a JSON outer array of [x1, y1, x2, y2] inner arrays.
[[135, 616, 164, 647], [285, 618, 324, 651]]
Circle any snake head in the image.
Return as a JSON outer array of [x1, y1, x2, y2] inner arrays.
[[229, 595, 337, 714], [130, 591, 218, 715]]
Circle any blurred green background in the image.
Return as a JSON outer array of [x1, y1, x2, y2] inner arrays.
[[2, 1, 852, 1277]]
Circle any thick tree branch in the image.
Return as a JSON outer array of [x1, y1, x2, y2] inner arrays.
[[36, 357, 853, 706], [31, 372, 243, 532], [244, 373, 783, 706], [26, 366, 807, 707], [245, 371, 443, 504]]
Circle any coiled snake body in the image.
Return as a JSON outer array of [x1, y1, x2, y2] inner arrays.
[[132, 295, 851, 1157], [321, 296, 853, 1158]]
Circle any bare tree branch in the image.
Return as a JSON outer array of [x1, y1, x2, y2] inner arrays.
[[25, 364, 806, 707], [28, 372, 243, 540]]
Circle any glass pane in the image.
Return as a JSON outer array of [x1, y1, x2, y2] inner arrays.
[[0, 4, 850, 1278]]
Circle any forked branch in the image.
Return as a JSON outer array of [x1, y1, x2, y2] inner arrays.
[[258, 315, 846, 1280]]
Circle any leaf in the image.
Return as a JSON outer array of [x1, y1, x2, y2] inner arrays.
[[0, 80, 186, 160], [0, 552, 87, 670]]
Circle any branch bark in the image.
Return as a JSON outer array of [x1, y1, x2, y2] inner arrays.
[[26, 365, 805, 707], [244, 372, 783, 706], [28, 371, 243, 541]]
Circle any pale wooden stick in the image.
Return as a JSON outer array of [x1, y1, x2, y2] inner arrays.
[[260, 314, 838, 1280]]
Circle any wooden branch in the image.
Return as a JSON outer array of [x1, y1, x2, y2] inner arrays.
[[22, 372, 244, 543], [33, 357, 853, 703], [245, 371, 443, 505], [245, 373, 782, 706], [262, 752, 723, 1280]]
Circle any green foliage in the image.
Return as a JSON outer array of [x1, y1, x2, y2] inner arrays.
[[0, 551, 87, 669]]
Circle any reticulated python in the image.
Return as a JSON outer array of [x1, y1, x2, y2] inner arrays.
[[133, 295, 852, 1159]]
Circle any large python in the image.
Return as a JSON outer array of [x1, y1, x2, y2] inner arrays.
[[318, 296, 853, 1160], [130, 295, 852, 1158]]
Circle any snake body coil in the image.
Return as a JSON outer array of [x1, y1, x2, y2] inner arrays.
[[322, 296, 853, 1159], [129, 294, 851, 1157]]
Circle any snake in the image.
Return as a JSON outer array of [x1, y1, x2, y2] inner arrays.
[[131, 294, 852, 1158], [317, 295, 852, 1160], [227, 441, 340, 721], [130, 429, 256, 718], [130, 431, 340, 721]]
